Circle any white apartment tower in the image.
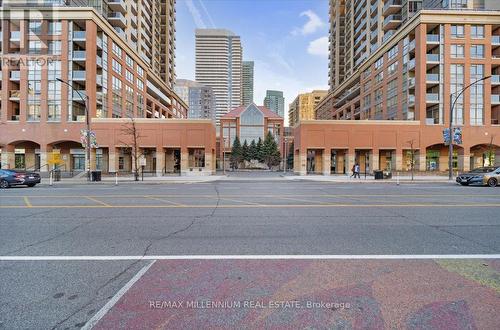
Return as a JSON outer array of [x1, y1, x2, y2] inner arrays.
[[195, 29, 242, 124]]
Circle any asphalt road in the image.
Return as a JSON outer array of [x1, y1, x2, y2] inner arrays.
[[0, 179, 499, 329]]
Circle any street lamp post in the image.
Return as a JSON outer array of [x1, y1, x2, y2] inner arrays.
[[57, 78, 91, 181], [448, 75, 491, 180], [283, 137, 288, 173], [223, 137, 227, 175]]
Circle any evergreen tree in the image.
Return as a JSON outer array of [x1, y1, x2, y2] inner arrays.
[[261, 132, 281, 169], [256, 137, 264, 162], [249, 140, 257, 161], [230, 136, 242, 169], [242, 140, 250, 162]]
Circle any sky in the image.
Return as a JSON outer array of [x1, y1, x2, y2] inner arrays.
[[175, 0, 329, 125]]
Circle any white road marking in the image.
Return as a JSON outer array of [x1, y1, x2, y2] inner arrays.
[[81, 260, 156, 330], [0, 255, 498, 261]]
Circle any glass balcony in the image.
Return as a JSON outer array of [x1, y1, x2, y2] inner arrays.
[[426, 74, 439, 82], [10, 31, 21, 40], [73, 90, 87, 100], [492, 36, 500, 45], [491, 95, 500, 104], [407, 58, 415, 70], [72, 71, 86, 80], [426, 54, 439, 62], [9, 90, 21, 99], [73, 31, 86, 40], [408, 77, 415, 87], [426, 93, 439, 103], [491, 75, 500, 84], [408, 94, 415, 105], [426, 34, 439, 43], [10, 71, 20, 80], [73, 51, 86, 60]]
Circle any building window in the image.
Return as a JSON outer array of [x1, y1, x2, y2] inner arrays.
[[137, 66, 144, 77], [188, 149, 205, 168], [112, 76, 122, 118], [222, 122, 237, 147], [28, 40, 42, 54], [388, 45, 398, 61], [126, 70, 134, 83], [48, 21, 62, 35], [374, 56, 383, 70], [48, 61, 62, 121], [471, 25, 484, 39], [450, 44, 464, 58], [27, 60, 42, 121], [470, 64, 484, 125], [470, 45, 484, 58], [136, 79, 144, 91], [449, 0, 467, 8], [29, 20, 42, 35], [388, 62, 398, 76], [112, 42, 122, 58], [125, 55, 134, 68], [375, 71, 384, 83], [386, 79, 398, 120], [48, 41, 62, 55], [451, 25, 465, 38], [112, 59, 122, 74], [450, 64, 464, 125]]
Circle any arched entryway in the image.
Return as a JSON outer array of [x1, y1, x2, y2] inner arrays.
[[425, 143, 465, 172], [2, 140, 41, 171], [470, 143, 499, 169]]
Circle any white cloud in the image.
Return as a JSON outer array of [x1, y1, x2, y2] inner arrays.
[[292, 10, 326, 36], [307, 36, 329, 57], [185, 0, 206, 29]]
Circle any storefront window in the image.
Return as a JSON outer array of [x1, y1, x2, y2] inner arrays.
[[188, 149, 205, 168]]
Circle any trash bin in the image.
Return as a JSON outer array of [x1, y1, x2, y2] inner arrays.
[[374, 170, 383, 180], [91, 171, 101, 182], [53, 169, 61, 182]]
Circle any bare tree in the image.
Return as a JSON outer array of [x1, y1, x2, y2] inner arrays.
[[407, 139, 416, 181], [120, 117, 143, 181]]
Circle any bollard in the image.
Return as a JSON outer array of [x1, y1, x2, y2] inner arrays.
[[49, 171, 53, 187], [397, 171, 400, 186], [115, 172, 118, 186]]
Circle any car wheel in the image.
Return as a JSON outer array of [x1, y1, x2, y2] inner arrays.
[[460, 182, 469, 186], [27, 183, 36, 188], [0, 180, 9, 189], [487, 178, 498, 187]]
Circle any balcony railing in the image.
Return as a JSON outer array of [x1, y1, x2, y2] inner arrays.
[[492, 36, 500, 45], [73, 51, 86, 60], [426, 34, 439, 43], [10, 31, 21, 40], [491, 95, 500, 104], [9, 90, 20, 99], [426, 93, 439, 102], [10, 71, 20, 80], [491, 75, 500, 84], [73, 31, 86, 40], [407, 58, 415, 70], [72, 71, 86, 80], [426, 73, 439, 82], [73, 90, 87, 100], [426, 54, 439, 62]]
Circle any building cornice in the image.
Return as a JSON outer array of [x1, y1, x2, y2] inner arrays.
[[295, 120, 421, 129], [92, 118, 215, 125]]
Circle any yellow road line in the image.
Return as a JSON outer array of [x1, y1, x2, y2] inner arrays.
[[275, 196, 332, 205], [85, 196, 111, 207], [23, 197, 32, 208], [205, 196, 264, 206], [1, 204, 500, 209], [145, 196, 186, 206]]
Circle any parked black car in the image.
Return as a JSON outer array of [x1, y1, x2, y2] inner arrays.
[[456, 167, 499, 186], [0, 169, 41, 188]]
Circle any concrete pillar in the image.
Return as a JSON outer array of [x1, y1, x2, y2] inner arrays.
[[108, 148, 118, 173], [371, 149, 379, 172], [1, 151, 15, 169], [156, 147, 165, 176], [323, 149, 331, 175], [439, 150, 449, 172], [297, 151, 307, 176], [395, 149, 403, 171], [180, 147, 189, 175], [346, 149, 355, 175], [461, 154, 470, 172], [418, 152, 427, 172], [204, 149, 214, 175], [89, 148, 97, 172]]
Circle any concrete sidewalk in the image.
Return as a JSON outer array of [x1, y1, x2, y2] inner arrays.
[[37, 175, 226, 185]]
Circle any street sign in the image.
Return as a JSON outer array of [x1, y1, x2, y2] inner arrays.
[[443, 128, 451, 145], [47, 150, 64, 165], [453, 127, 463, 145]]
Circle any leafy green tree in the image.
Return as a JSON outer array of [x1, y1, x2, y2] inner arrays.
[[242, 140, 250, 162], [230, 136, 242, 169], [249, 140, 258, 161], [261, 132, 281, 169], [256, 137, 264, 162]]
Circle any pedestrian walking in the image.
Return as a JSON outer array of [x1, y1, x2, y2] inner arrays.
[[354, 163, 361, 179], [350, 164, 356, 178]]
